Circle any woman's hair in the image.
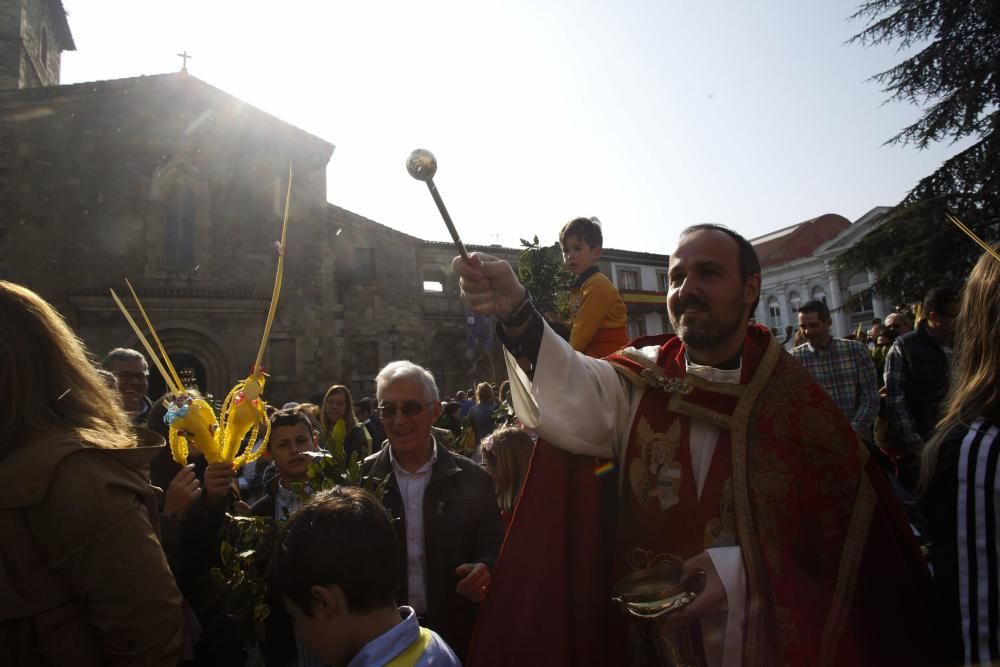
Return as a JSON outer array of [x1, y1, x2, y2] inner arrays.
[[481, 427, 534, 514], [0, 280, 134, 450], [320, 384, 357, 434], [475, 381, 495, 405], [920, 246, 999, 493], [296, 402, 322, 429]]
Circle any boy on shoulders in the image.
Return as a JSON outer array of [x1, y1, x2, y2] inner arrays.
[[560, 216, 629, 357]]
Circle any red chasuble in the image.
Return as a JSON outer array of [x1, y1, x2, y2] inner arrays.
[[468, 325, 942, 666]]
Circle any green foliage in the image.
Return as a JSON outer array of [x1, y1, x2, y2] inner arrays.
[[839, 1, 1000, 303], [206, 515, 280, 650], [517, 236, 573, 319], [208, 433, 384, 650], [491, 400, 518, 429]]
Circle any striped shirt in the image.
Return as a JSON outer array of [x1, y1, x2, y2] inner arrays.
[[956, 419, 1000, 664], [790, 338, 879, 439], [925, 418, 1000, 665]]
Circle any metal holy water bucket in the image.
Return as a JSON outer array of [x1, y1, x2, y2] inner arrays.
[[611, 563, 707, 667]]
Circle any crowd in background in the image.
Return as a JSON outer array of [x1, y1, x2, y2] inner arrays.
[[3, 234, 999, 666]]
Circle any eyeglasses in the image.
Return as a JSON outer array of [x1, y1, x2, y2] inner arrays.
[[114, 371, 149, 382], [376, 401, 436, 419]]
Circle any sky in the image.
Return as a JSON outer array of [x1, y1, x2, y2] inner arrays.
[[59, 0, 965, 253]]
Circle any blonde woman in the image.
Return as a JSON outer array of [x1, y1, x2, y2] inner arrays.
[[320, 384, 372, 460], [481, 427, 535, 530], [922, 246, 1000, 666], [0, 281, 183, 663]]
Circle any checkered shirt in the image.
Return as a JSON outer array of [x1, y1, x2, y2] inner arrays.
[[791, 337, 880, 438]]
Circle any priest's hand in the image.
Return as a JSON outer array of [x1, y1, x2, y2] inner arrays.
[[452, 252, 527, 323], [659, 551, 727, 630], [455, 562, 491, 603]]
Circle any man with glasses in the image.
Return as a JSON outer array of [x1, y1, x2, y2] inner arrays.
[[361, 360, 503, 662], [884, 311, 914, 336], [101, 347, 152, 424], [883, 287, 959, 490]]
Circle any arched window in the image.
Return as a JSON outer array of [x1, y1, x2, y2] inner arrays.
[[811, 285, 827, 305], [767, 296, 783, 329], [788, 291, 803, 314], [40, 27, 48, 68], [847, 273, 874, 328], [164, 185, 195, 268]]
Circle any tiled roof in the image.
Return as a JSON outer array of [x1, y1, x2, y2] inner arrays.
[[751, 213, 851, 268]]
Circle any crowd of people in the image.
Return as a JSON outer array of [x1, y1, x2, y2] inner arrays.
[[2, 214, 998, 666]]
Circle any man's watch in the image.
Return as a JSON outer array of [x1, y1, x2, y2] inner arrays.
[[500, 293, 535, 328]]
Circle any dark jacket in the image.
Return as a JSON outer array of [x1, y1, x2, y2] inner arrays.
[[896, 320, 951, 440], [0, 433, 183, 666], [361, 434, 503, 660]]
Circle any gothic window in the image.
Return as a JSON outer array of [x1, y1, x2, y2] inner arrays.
[[164, 185, 195, 268], [40, 27, 48, 68], [811, 285, 827, 305], [355, 248, 376, 282]]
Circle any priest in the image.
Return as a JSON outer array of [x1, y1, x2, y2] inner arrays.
[[452, 224, 940, 666]]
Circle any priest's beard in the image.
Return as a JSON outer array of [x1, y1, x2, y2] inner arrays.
[[669, 293, 747, 351]]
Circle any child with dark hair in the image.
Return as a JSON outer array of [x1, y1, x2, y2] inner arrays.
[[272, 487, 460, 667], [251, 408, 318, 521], [559, 216, 629, 357]]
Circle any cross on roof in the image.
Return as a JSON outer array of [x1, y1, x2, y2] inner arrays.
[[177, 51, 192, 72]]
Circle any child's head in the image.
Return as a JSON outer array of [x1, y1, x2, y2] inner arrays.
[[271, 486, 399, 666], [266, 409, 317, 483], [559, 217, 603, 276], [481, 427, 535, 514]]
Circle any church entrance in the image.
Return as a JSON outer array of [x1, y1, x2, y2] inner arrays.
[[148, 353, 208, 402]]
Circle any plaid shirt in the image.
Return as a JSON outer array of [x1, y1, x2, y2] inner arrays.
[[791, 337, 879, 439]]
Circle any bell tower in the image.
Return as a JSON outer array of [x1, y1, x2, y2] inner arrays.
[[0, 0, 75, 90]]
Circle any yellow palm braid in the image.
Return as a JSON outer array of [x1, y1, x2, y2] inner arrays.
[[217, 373, 269, 465], [168, 429, 189, 467], [233, 413, 270, 468], [253, 163, 293, 375], [125, 278, 185, 392], [946, 213, 1000, 264], [169, 398, 223, 464], [109, 289, 182, 395]]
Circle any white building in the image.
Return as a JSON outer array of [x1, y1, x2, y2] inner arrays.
[[753, 206, 892, 338], [600, 247, 671, 339]]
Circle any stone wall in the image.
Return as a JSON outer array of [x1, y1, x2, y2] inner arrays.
[[0, 73, 336, 405]]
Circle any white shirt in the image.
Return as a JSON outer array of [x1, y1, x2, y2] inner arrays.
[[389, 440, 438, 614], [506, 325, 746, 667]]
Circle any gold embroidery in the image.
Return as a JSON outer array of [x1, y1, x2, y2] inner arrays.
[[704, 478, 737, 549], [819, 474, 876, 665], [628, 417, 682, 511], [730, 335, 783, 665]]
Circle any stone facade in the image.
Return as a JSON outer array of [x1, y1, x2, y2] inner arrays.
[[0, 51, 677, 405], [0, 72, 336, 404], [0, 0, 74, 91]]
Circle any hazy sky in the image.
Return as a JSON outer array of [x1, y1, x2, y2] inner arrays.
[[60, 0, 963, 252]]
